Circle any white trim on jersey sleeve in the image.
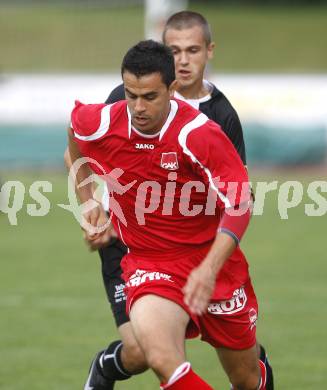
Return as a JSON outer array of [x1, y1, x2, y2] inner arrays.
[[159, 100, 178, 141], [127, 106, 132, 139], [178, 113, 231, 208], [73, 104, 112, 141]]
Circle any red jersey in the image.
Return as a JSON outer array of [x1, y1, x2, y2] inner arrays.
[[71, 99, 250, 298]]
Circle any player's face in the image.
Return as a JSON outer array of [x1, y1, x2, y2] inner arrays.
[[164, 25, 214, 91], [123, 71, 176, 134]]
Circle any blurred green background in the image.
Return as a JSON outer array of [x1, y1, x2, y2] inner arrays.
[[0, 1, 326, 390], [1, 1, 327, 73]]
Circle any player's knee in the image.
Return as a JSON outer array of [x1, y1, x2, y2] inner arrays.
[[123, 336, 143, 359], [146, 348, 172, 375]]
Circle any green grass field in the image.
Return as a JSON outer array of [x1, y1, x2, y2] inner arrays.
[[1, 171, 326, 389], [1, 2, 326, 388], [0, 4, 327, 72]]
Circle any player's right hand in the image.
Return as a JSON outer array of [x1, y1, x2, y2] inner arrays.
[[83, 227, 113, 251], [81, 201, 113, 251]]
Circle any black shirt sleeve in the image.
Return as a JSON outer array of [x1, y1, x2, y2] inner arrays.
[[199, 88, 247, 165], [105, 83, 125, 104], [222, 112, 247, 165]]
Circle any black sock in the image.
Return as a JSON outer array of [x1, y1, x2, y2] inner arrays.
[[259, 344, 274, 390], [100, 340, 131, 381], [259, 344, 267, 362]]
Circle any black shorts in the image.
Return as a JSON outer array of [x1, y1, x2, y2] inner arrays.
[[98, 238, 129, 327]]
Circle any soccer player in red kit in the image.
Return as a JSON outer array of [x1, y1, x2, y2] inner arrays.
[[67, 40, 270, 389]]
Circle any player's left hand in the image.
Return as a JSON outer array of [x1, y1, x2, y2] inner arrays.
[[183, 261, 216, 315]]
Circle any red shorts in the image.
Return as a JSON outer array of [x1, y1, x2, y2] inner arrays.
[[122, 254, 258, 350], [199, 279, 258, 349]]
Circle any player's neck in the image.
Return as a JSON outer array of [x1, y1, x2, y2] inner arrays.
[[132, 103, 171, 136], [176, 79, 209, 100]]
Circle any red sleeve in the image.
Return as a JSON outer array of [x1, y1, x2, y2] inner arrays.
[[71, 100, 109, 139], [70, 101, 111, 175], [183, 118, 251, 211], [218, 205, 251, 244]]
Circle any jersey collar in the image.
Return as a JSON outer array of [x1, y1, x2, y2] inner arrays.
[[126, 100, 178, 140], [173, 80, 213, 110]]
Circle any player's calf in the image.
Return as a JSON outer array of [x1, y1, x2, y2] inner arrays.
[[230, 360, 266, 390], [84, 341, 131, 390], [100, 340, 132, 381], [117, 324, 148, 373]]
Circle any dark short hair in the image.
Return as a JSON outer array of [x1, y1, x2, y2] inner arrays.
[[121, 40, 175, 88], [163, 11, 212, 46]]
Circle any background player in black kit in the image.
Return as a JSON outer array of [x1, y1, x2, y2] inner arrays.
[[65, 11, 273, 390]]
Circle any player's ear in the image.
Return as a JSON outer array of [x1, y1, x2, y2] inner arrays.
[[207, 41, 215, 60], [168, 79, 178, 96]]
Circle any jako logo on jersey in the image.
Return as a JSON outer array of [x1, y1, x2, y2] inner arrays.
[[207, 287, 247, 315], [161, 152, 179, 170], [135, 143, 155, 150], [127, 269, 173, 287]]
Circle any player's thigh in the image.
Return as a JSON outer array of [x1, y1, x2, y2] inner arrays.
[[216, 344, 259, 385], [99, 238, 129, 327], [103, 273, 129, 327], [99, 237, 128, 278], [129, 294, 189, 357]]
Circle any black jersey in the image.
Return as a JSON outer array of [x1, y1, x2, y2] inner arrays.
[[105, 83, 246, 164]]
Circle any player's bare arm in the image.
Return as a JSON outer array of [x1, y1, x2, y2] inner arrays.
[[67, 128, 95, 204], [184, 196, 252, 316], [183, 232, 237, 315], [67, 128, 112, 248]]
